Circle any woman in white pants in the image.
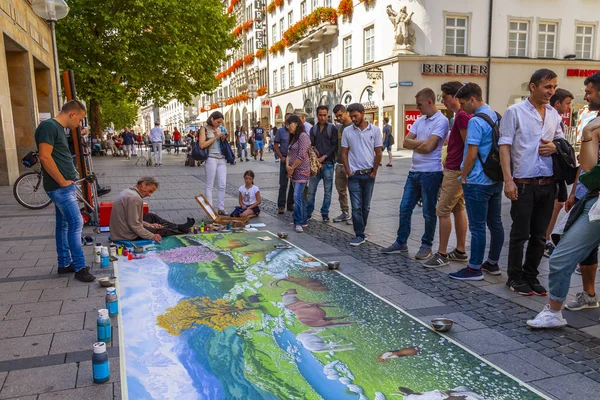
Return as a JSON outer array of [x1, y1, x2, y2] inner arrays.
[[199, 111, 228, 214]]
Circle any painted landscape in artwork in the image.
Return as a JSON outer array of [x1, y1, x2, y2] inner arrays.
[[117, 232, 546, 400]]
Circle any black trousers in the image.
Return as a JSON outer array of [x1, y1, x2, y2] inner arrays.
[[507, 182, 556, 283], [278, 161, 294, 210], [143, 213, 187, 237]]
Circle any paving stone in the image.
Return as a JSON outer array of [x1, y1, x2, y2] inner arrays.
[[49, 329, 98, 354], [22, 278, 69, 291], [0, 281, 24, 294], [60, 296, 105, 315], [26, 313, 85, 336], [0, 334, 52, 362], [0, 371, 6, 388], [347, 270, 393, 284], [0, 363, 77, 399], [76, 359, 120, 387], [114, 382, 120, 399], [0, 305, 9, 319], [451, 328, 524, 355], [0, 319, 29, 339], [386, 293, 445, 310], [364, 282, 402, 297], [532, 373, 600, 400], [486, 352, 550, 382], [37, 384, 114, 400], [40, 287, 89, 302], [0, 290, 42, 306], [6, 301, 62, 320], [8, 266, 54, 279]]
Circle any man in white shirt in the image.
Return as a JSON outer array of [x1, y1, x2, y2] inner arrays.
[[499, 69, 564, 297], [382, 88, 449, 260], [149, 121, 165, 166]]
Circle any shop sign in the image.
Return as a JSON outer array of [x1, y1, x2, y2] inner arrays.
[[320, 81, 336, 91], [361, 101, 377, 110], [566, 69, 599, 77], [398, 81, 413, 86], [561, 109, 571, 127], [261, 99, 271, 107], [405, 110, 421, 136], [421, 64, 488, 76], [254, 0, 266, 49]]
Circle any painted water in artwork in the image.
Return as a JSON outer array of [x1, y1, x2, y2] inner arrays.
[[117, 232, 547, 400]]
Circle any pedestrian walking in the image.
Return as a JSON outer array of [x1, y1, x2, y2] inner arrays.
[[500, 69, 564, 296], [285, 115, 311, 233], [173, 127, 181, 154], [307, 105, 338, 222], [149, 121, 164, 166], [448, 83, 505, 281], [239, 126, 249, 161], [165, 131, 173, 154], [382, 117, 394, 167], [342, 103, 383, 246], [34, 100, 95, 282], [122, 128, 136, 159], [274, 113, 294, 214], [199, 111, 228, 215], [252, 121, 266, 161], [382, 88, 448, 258], [332, 104, 353, 223]]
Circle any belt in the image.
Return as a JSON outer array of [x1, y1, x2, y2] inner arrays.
[[357, 168, 373, 175], [514, 177, 555, 185]]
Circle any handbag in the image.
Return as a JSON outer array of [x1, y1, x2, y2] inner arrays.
[[308, 147, 321, 177], [191, 142, 208, 161]]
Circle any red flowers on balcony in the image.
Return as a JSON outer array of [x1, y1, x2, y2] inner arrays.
[[257, 86, 267, 96], [269, 7, 338, 54], [228, 0, 240, 14], [338, 0, 353, 21], [244, 53, 255, 65], [267, 0, 284, 15], [255, 48, 266, 59]]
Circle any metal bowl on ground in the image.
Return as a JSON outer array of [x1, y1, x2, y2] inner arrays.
[[431, 318, 454, 332], [98, 277, 116, 287], [327, 261, 340, 270], [277, 232, 288, 239]]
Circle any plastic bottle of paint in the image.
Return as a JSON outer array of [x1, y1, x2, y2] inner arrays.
[[94, 243, 102, 263], [200, 220, 205, 233], [96, 309, 111, 343], [100, 247, 110, 268], [92, 342, 110, 384], [109, 244, 117, 257], [117, 246, 123, 256], [127, 253, 133, 261], [106, 288, 119, 316]]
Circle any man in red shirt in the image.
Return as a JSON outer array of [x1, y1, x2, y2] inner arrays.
[[173, 128, 182, 154], [424, 81, 470, 267]]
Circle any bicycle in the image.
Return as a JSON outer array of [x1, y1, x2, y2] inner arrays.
[[13, 151, 52, 210]]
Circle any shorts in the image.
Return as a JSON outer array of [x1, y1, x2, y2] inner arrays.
[[230, 205, 260, 217], [436, 169, 465, 217], [255, 140, 264, 150]]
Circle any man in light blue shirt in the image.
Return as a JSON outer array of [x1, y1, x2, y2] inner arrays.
[[149, 122, 165, 166], [449, 83, 505, 281]]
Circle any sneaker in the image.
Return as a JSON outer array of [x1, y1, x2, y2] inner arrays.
[[346, 219, 353, 225], [278, 208, 284, 214], [74, 267, 96, 282], [543, 242, 555, 258], [350, 236, 366, 246], [97, 187, 111, 197], [322, 214, 330, 222], [333, 212, 350, 222], [417, 199, 423, 207], [415, 247, 433, 260], [246, 158, 250, 162], [575, 266, 582, 275], [447, 249, 468, 262], [449, 267, 484, 281], [564, 291, 599, 311], [481, 261, 501, 276], [381, 242, 408, 254], [295, 225, 303, 233], [527, 279, 548, 296], [423, 252, 449, 268], [506, 279, 534, 296], [386, 164, 392, 167], [526, 305, 567, 329], [57, 264, 75, 274]]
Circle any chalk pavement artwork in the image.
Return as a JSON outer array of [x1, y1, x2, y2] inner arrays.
[[116, 232, 549, 400]]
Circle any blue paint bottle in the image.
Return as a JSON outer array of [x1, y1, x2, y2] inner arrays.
[[96, 309, 111, 343], [92, 342, 110, 384], [105, 288, 118, 316], [100, 247, 110, 268]]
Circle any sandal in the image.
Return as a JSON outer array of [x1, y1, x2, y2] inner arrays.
[[218, 210, 226, 216]]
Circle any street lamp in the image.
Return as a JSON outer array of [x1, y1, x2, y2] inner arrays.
[[32, 0, 69, 109], [248, 83, 258, 127]]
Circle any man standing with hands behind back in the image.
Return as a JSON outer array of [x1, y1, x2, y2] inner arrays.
[[35, 100, 96, 282], [500, 69, 564, 297]]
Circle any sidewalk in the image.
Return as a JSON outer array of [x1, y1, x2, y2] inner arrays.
[[0, 149, 599, 399]]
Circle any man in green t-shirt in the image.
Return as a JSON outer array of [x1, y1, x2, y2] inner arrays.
[[35, 100, 95, 282]]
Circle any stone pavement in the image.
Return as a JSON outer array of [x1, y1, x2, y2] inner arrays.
[[1, 149, 599, 399]]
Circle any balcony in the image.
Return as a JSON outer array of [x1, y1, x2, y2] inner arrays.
[[288, 22, 338, 53]]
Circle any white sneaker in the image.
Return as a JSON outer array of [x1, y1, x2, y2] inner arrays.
[[526, 305, 567, 329]]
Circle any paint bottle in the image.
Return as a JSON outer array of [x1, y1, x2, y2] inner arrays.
[[200, 220, 205, 233], [94, 243, 102, 263], [109, 244, 117, 257], [92, 342, 110, 384], [100, 247, 110, 268], [106, 287, 118, 316], [96, 309, 111, 343], [117, 245, 123, 256], [123, 249, 129, 257], [127, 253, 133, 261]]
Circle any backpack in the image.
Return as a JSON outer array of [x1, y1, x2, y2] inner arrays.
[[473, 112, 503, 182]]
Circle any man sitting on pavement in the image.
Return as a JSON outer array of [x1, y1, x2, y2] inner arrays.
[[110, 177, 195, 243]]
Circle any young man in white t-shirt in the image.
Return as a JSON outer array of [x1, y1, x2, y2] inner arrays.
[[382, 88, 449, 259]]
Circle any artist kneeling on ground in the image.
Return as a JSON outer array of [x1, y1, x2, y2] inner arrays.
[[110, 177, 195, 243]]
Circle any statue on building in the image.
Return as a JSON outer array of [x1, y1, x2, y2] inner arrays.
[[386, 5, 416, 53]]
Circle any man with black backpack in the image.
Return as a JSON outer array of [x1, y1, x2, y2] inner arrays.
[[499, 69, 564, 297], [448, 83, 505, 281]]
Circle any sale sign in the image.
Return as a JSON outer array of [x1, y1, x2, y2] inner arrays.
[[405, 110, 421, 136]]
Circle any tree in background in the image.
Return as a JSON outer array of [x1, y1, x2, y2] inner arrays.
[[56, 0, 237, 136], [100, 96, 139, 131]]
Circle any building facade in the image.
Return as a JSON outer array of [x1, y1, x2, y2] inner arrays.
[[0, 0, 58, 185]]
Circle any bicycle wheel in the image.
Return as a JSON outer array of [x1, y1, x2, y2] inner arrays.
[[13, 171, 52, 209]]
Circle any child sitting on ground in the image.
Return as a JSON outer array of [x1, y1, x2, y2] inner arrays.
[[231, 170, 261, 218]]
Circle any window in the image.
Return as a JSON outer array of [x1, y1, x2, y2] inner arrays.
[[537, 22, 557, 58], [312, 54, 320, 79], [280, 67, 286, 90], [325, 47, 332, 76], [364, 26, 375, 63], [289, 62, 295, 87], [343, 36, 352, 69], [288, 11, 293, 28], [324, 0, 331, 6], [445, 16, 468, 55], [272, 24, 277, 44], [245, 5, 252, 22], [300, 1, 307, 18], [311, 0, 319, 11], [273, 70, 278, 92], [289, 63, 295, 87], [280, 18, 284, 39], [509, 21, 529, 57], [302, 59, 308, 83], [576, 24, 594, 59], [247, 38, 254, 54]]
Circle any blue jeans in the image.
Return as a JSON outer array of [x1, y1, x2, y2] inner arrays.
[[348, 173, 375, 238], [395, 171, 443, 247], [549, 197, 600, 302], [293, 181, 308, 226], [46, 185, 86, 271], [306, 163, 334, 217], [239, 143, 248, 158], [462, 183, 504, 269]]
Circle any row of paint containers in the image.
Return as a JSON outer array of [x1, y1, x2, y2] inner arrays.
[[93, 283, 120, 383]]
